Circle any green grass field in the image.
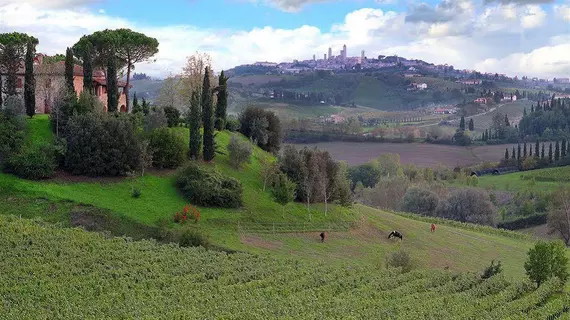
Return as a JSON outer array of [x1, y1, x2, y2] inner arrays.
[[472, 100, 533, 132], [1, 215, 567, 319], [477, 166, 570, 193]]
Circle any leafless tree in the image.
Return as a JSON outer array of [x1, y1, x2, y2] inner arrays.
[[548, 188, 570, 245]]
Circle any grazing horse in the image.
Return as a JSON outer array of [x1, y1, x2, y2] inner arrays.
[[431, 223, 437, 233], [320, 232, 326, 243], [388, 230, 403, 240]]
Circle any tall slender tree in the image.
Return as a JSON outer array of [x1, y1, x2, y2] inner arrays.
[[563, 139, 567, 158], [512, 146, 516, 160], [64, 47, 74, 93], [24, 40, 36, 118], [524, 143, 527, 157], [504, 114, 510, 127], [201, 67, 215, 161], [82, 41, 94, 94], [188, 89, 201, 160], [517, 144, 521, 160], [555, 141, 560, 162], [132, 92, 141, 113], [541, 144, 545, 159], [468, 118, 474, 131], [0, 32, 37, 100], [215, 70, 228, 130], [535, 140, 540, 158], [459, 115, 465, 131], [549, 143, 553, 163], [505, 148, 509, 160], [106, 56, 118, 112]]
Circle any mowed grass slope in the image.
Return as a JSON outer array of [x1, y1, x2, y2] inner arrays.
[[240, 204, 535, 279]]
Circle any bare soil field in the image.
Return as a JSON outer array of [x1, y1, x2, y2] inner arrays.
[[291, 142, 512, 168]]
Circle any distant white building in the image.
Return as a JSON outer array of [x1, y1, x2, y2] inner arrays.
[[415, 83, 428, 90]]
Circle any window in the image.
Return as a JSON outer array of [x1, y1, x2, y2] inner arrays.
[[17, 78, 22, 88]]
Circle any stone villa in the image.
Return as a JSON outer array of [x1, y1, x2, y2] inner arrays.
[[0, 53, 130, 113]]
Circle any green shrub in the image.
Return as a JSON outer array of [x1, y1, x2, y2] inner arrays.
[[481, 260, 503, 279], [0, 112, 25, 163], [4, 144, 56, 180], [175, 162, 243, 208], [177, 227, 210, 248], [3, 95, 26, 130], [225, 117, 240, 132], [64, 112, 143, 176], [148, 127, 187, 169], [163, 106, 181, 127], [399, 186, 439, 216], [227, 134, 252, 169], [386, 250, 413, 273], [131, 185, 142, 198], [143, 108, 167, 133]]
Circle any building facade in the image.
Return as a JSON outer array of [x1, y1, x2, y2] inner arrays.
[[0, 54, 130, 114]]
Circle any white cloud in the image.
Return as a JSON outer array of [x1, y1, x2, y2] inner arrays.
[[249, 0, 333, 12], [520, 5, 546, 28], [0, 1, 569, 79], [474, 44, 570, 77], [0, 0, 101, 8], [555, 3, 570, 21]]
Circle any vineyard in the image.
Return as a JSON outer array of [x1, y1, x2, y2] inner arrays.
[[0, 216, 568, 319], [520, 166, 570, 183]]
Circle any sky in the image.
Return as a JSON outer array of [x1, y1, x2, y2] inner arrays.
[[0, 0, 569, 79]]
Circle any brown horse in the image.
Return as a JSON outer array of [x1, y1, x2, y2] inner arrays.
[[431, 224, 437, 233]]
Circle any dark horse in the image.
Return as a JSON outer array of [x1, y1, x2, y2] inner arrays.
[[388, 230, 403, 240], [320, 232, 326, 243]]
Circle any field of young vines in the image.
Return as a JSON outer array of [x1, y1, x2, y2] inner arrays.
[[0, 216, 568, 319]]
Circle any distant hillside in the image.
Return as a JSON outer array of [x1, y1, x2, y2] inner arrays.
[[129, 78, 164, 102], [228, 72, 480, 111]]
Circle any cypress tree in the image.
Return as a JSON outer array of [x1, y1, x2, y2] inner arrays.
[[504, 114, 510, 127], [505, 148, 509, 160], [24, 40, 35, 118], [214, 70, 228, 131], [563, 139, 567, 158], [468, 118, 474, 131], [517, 144, 521, 160], [459, 116, 465, 131], [529, 146, 532, 157], [106, 56, 118, 112], [523, 143, 527, 157], [64, 47, 74, 93], [188, 89, 201, 160], [82, 41, 93, 94], [201, 67, 215, 161], [541, 144, 545, 159], [535, 140, 540, 157], [132, 92, 140, 113], [512, 146, 516, 160], [549, 143, 553, 162], [555, 141, 560, 162]]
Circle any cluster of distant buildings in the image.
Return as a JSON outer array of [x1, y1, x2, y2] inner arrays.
[[248, 46, 570, 85]]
